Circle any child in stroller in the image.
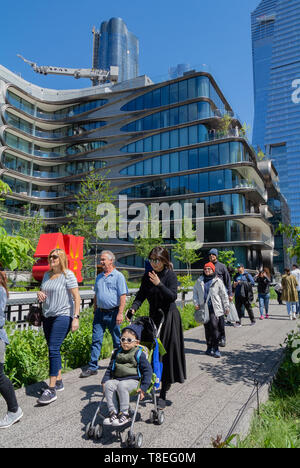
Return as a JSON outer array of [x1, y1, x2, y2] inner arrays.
[[102, 323, 152, 427], [85, 313, 166, 448]]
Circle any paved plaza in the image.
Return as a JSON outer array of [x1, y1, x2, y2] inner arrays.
[[0, 300, 297, 448]]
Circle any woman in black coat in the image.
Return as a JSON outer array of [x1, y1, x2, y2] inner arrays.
[[129, 247, 186, 407]]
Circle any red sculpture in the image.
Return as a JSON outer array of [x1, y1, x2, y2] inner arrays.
[[32, 233, 84, 282]]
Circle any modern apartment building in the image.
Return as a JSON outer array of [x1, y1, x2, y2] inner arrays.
[[92, 17, 139, 83], [251, 0, 300, 226], [0, 64, 276, 273]]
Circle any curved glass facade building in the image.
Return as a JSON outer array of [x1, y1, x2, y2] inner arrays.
[[0, 64, 277, 273]]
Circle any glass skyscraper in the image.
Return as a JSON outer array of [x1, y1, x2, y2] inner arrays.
[[252, 0, 300, 226], [93, 18, 139, 83]]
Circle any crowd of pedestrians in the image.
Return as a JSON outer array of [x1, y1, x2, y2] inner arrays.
[[0, 246, 298, 431]]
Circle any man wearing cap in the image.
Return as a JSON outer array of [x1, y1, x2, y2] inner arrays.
[[233, 264, 256, 325], [208, 249, 233, 347]]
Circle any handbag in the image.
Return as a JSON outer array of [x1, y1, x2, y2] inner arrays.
[[194, 288, 211, 324], [227, 302, 239, 323], [27, 302, 43, 327]]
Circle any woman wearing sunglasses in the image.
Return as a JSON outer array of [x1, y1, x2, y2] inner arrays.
[[36, 249, 81, 405], [128, 246, 186, 408]]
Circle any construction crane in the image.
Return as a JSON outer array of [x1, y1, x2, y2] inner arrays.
[[17, 54, 118, 85]]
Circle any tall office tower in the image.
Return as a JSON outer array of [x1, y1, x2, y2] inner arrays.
[[252, 0, 300, 226], [93, 17, 139, 83]]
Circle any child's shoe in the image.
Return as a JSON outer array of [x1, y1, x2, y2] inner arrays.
[[112, 412, 130, 427], [103, 411, 118, 426]]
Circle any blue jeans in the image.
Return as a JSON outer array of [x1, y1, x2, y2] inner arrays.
[[43, 315, 72, 377], [286, 302, 297, 316], [297, 291, 300, 314], [258, 293, 270, 317], [88, 307, 121, 371]]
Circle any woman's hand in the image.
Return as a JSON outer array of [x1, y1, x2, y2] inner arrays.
[[71, 318, 79, 333], [136, 388, 145, 400], [37, 291, 47, 303], [149, 271, 161, 286]]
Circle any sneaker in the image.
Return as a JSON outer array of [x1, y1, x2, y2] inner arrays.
[[265, 315, 269, 319], [55, 380, 64, 392], [234, 323, 242, 328], [260, 315, 264, 320], [112, 412, 130, 427], [0, 407, 23, 429], [212, 349, 221, 358], [80, 369, 98, 378], [103, 411, 118, 426], [37, 388, 57, 405], [250, 321, 256, 326], [205, 347, 213, 356]]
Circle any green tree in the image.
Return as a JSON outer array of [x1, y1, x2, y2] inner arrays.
[[276, 223, 300, 263], [134, 206, 164, 260], [218, 250, 237, 269]]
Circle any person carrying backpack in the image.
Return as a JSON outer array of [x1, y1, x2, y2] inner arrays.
[[233, 264, 256, 326]]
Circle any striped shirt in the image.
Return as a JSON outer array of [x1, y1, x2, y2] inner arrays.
[[0, 286, 8, 345], [41, 270, 78, 318]]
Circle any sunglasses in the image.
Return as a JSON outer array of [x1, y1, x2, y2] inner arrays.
[[49, 255, 59, 260], [120, 337, 137, 344], [149, 258, 161, 264]]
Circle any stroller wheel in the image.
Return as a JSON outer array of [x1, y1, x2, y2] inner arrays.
[[157, 410, 165, 425], [126, 431, 135, 448], [135, 432, 143, 448], [149, 410, 157, 424], [85, 422, 94, 439], [94, 424, 103, 440]]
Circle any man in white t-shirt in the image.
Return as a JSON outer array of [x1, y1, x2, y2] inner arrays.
[[292, 264, 300, 315]]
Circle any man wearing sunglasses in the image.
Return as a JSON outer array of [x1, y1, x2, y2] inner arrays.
[[80, 251, 128, 378]]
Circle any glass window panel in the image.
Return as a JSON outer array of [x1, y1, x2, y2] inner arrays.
[[161, 110, 169, 128], [230, 142, 240, 163], [198, 147, 209, 167], [136, 139, 144, 153], [143, 137, 152, 153], [170, 130, 179, 148], [152, 88, 161, 108], [179, 127, 188, 147], [169, 176, 179, 195], [197, 124, 208, 143], [188, 103, 198, 122], [209, 145, 219, 166], [224, 169, 232, 188], [187, 78, 197, 99], [179, 151, 188, 171], [209, 170, 224, 191], [152, 134, 160, 151], [144, 158, 152, 175], [169, 83, 179, 104], [199, 172, 209, 192], [219, 143, 230, 165], [161, 85, 169, 106], [197, 76, 209, 97], [136, 161, 143, 176], [178, 80, 188, 101], [152, 112, 161, 130], [188, 125, 198, 144], [144, 92, 152, 109], [169, 107, 179, 126], [143, 115, 152, 131], [198, 102, 210, 119], [170, 152, 179, 172], [153, 156, 160, 173], [161, 132, 170, 150], [188, 149, 198, 169], [135, 96, 144, 110], [221, 194, 232, 215], [189, 173, 199, 193], [128, 165, 135, 176], [178, 105, 188, 124], [208, 196, 220, 216], [180, 175, 188, 194], [161, 154, 170, 173]]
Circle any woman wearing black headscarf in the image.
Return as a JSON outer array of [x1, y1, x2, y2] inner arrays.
[[129, 247, 186, 407]]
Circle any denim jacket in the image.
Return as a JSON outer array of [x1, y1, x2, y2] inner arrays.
[[0, 286, 8, 344]]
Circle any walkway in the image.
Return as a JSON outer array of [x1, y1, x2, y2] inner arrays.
[[0, 301, 296, 448]]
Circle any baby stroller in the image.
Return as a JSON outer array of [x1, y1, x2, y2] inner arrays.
[[85, 310, 166, 448]]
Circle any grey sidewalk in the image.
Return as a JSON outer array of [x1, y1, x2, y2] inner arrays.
[[0, 301, 297, 448]]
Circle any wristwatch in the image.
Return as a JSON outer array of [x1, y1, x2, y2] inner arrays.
[[73, 315, 80, 319]]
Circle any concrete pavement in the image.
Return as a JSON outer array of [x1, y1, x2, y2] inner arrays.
[[0, 300, 297, 448]]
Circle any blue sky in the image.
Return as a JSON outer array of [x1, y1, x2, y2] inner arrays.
[[1, 0, 259, 139]]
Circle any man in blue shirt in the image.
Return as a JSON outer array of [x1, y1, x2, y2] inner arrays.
[[80, 250, 128, 377], [233, 264, 256, 326]]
